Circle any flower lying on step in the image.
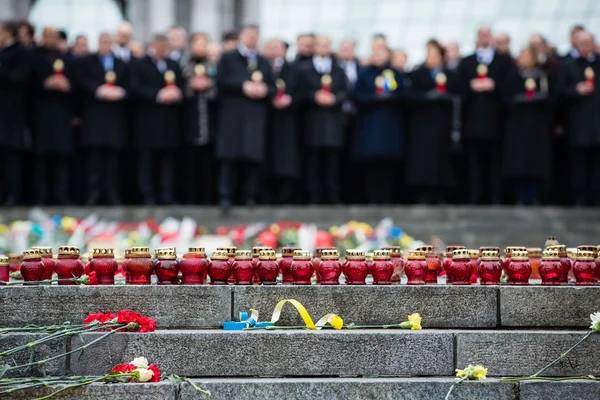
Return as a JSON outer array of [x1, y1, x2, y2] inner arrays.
[[400, 313, 422, 330], [590, 312, 600, 333], [456, 364, 488, 381], [117, 310, 156, 332], [82, 310, 156, 332], [110, 357, 161, 383], [77, 271, 98, 285]]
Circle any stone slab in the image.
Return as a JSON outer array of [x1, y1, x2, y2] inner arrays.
[[3, 382, 177, 399], [181, 378, 518, 400], [520, 380, 600, 400], [0, 333, 66, 377], [233, 285, 497, 328], [457, 330, 600, 377], [0, 285, 231, 329], [500, 286, 600, 327], [69, 330, 454, 377]]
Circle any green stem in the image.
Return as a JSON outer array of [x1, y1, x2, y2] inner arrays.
[[5, 325, 127, 373], [345, 324, 403, 329], [532, 331, 593, 377], [445, 376, 468, 400], [500, 375, 600, 383], [184, 377, 212, 396], [32, 374, 111, 400], [0, 278, 81, 286]]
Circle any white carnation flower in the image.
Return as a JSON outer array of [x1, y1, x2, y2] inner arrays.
[[130, 357, 149, 368], [137, 368, 154, 382]]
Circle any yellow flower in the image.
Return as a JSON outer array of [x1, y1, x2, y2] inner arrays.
[[407, 313, 422, 330], [455, 368, 466, 379], [456, 364, 487, 381], [472, 365, 487, 380]]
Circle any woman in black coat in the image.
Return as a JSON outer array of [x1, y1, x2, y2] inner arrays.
[[502, 46, 553, 205], [352, 45, 404, 204], [406, 40, 460, 203]]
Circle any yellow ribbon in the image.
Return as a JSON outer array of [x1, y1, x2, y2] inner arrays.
[[269, 299, 344, 330]]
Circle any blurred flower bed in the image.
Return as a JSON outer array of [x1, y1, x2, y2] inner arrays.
[[0, 209, 432, 256]]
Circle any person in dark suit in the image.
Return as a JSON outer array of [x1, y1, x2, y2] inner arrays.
[[0, 20, 31, 206], [502, 46, 554, 205], [266, 38, 300, 204], [406, 40, 460, 204], [76, 32, 128, 205], [298, 35, 348, 204], [563, 25, 585, 61], [294, 33, 314, 64], [352, 43, 404, 204], [129, 34, 184, 205], [31, 27, 75, 205], [215, 25, 275, 213], [459, 26, 511, 204], [560, 30, 600, 205]]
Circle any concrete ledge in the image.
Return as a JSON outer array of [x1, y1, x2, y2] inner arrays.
[[500, 286, 600, 328], [2, 382, 177, 399], [68, 330, 454, 377], [0, 333, 66, 377], [457, 330, 600, 377], [519, 380, 600, 400], [233, 285, 498, 328], [0, 286, 231, 329]]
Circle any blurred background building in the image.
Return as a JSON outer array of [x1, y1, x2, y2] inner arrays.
[[1, 0, 599, 62]]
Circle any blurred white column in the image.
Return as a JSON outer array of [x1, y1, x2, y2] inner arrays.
[[0, 0, 16, 19], [190, 0, 237, 41], [149, 0, 175, 33]]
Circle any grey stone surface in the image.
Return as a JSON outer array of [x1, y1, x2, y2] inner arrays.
[[457, 330, 600, 377], [233, 285, 497, 328], [0, 285, 231, 329], [3, 382, 177, 399], [69, 330, 454, 377], [520, 380, 600, 400], [500, 286, 600, 327], [0, 333, 66, 377], [181, 378, 518, 400]]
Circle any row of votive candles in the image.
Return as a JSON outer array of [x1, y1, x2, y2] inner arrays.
[[4, 243, 600, 286]]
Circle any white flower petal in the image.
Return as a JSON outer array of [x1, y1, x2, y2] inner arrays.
[[590, 312, 600, 324], [137, 368, 154, 382], [130, 357, 149, 368]]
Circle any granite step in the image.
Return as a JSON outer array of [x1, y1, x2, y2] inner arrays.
[[3, 378, 600, 400], [2, 285, 599, 329]]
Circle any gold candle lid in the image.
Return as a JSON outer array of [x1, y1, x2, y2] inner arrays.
[[578, 245, 598, 258], [252, 246, 272, 256], [259, 249, 277, 260], [468, 249, 480, 259], [320, 249, 340, 260], [164, 70, 176, 83], [23, 248, 41, 260], [187, 247, 206, 256], [32, 246, 53, 257], [321, 74, 332, 86], [546, 244, 567, 257], [527, 248, 542, 258], [479, 246, 500, 253], [381, 246, 402, 257], [418, 245, 435, 255], [8, 253, 21, 263], [92, 248, 115, 258], [235, 250, 252, 260], [105, 71, 116, 83], [373, 249, 391, 259], [511, 250, 529, 261], [480, 250, 500, 261], [452, 249, 470, 260], [0, 255, 8, 266], [542, 248, 560, 260], [129, 246, 151, 257], [365, 252, 374, 262], [58, 246, 81, 256], [217, 246, 236, 257], [251, 70, 263, 82], [157, 247, 177, 260], [504, 246, 526, 256], [194, 64, 206, 76], [276, 78, 285, 91], [281, 246, 301, 256], [53, 58, 64, 72], [446, 245, 465, 256], [408, 250, 426, 260], [567, 248, 577, 259], [345, 249, 365, 260], [293, 250, 312, 259], [577, 249, 595, 261], [315, 247, 336, 258], [211, 250, 228, 260]]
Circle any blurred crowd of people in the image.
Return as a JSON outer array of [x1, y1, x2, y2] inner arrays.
[[0, 19, 598, 210]]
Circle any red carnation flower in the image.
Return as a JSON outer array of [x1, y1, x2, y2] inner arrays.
[[83, 312, 117, 329], [148, 364, 161, 382], [87, 271, 98, 285], [117, 310, 156, 332], [84, 262, 91, 275], [110, 363, 136, 374]]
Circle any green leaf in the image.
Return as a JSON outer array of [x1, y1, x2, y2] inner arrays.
[[165, 374, 186, 384]]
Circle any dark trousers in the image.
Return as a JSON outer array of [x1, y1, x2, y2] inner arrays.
[[34, 154, 70, 205], [364, 160, 394, 204], [87, 148, 120, 205], [513, 178, 541, 205], [3, 150, 22, 205], [466, 141, 502, 204], [184, 146, 213, 205], [218, 160, 259, 203], [570, 149, 600, 205], [306, 149, 340, 204], [138, 149, 175, 204]]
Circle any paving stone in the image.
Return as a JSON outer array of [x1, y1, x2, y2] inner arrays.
[[2, 382, 177, 399], [520, 380, 600, 400], [0, 333, 66, 377]]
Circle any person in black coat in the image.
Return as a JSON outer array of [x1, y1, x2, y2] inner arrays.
[[352, 44, 404, 204], [406, 40, 460, 204], [0, 20, 31, 206], [129, 34, 185, 205], [459, 26, 511, 204], [560, 31, 600, 205], [31, 27, 75, 205], [181, 32, 217, 205], [267, 38, 300, 204], [298, 35, 348, 204], [215, 25, 276, 212], [76, 32, 128, 205], [502, 46, 553, 205]]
